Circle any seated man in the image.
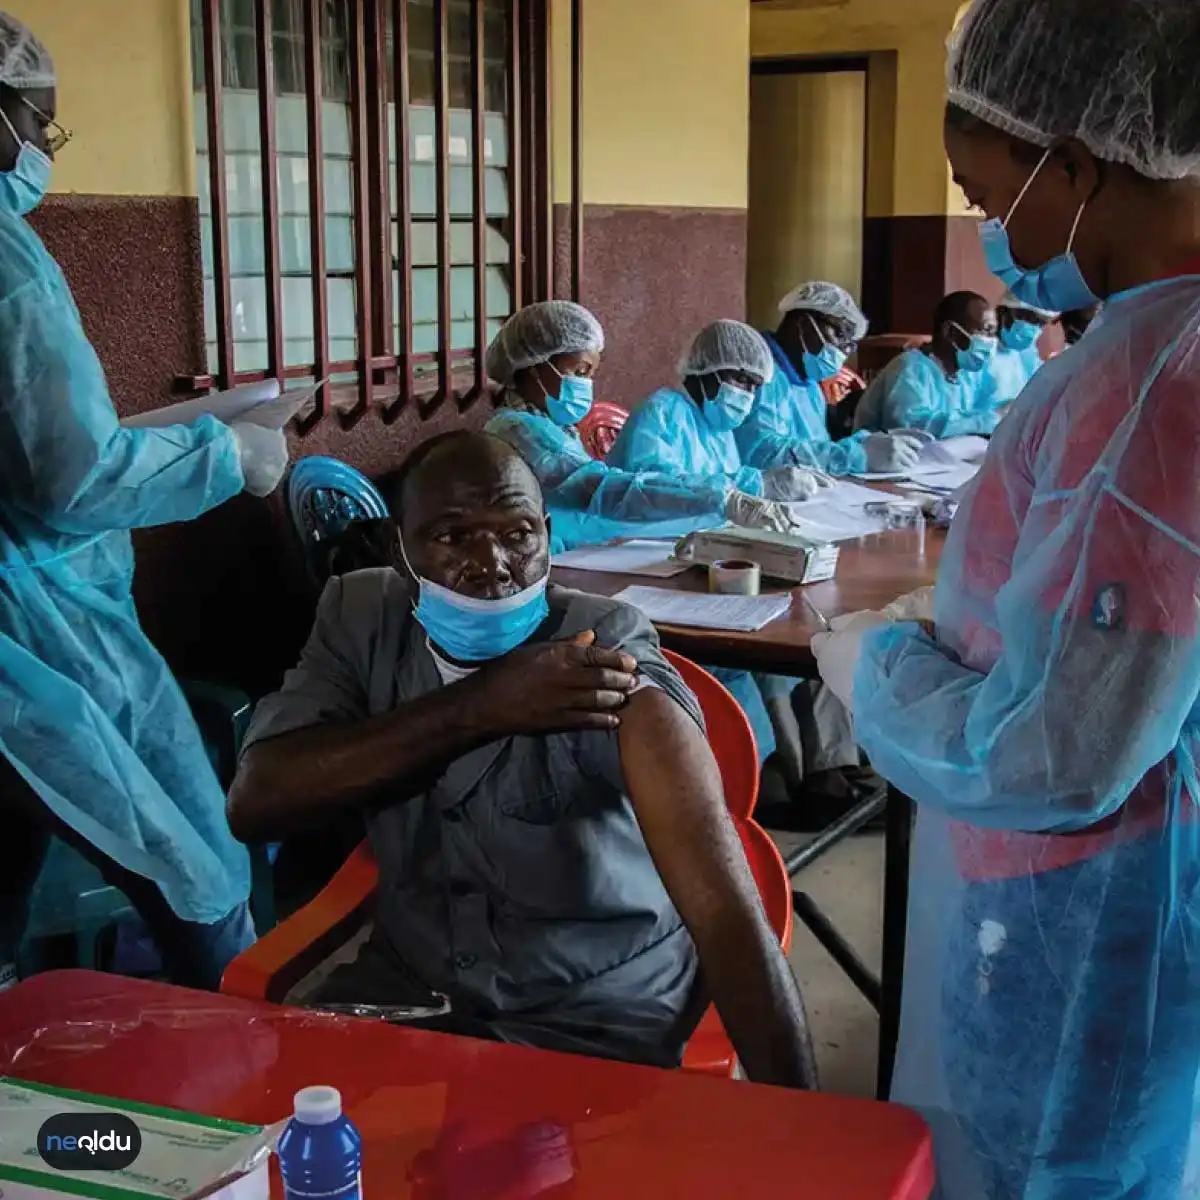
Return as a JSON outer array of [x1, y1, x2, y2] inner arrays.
[[736, 280, 923, 477], [854, 291, 1002, 438], [228, 432, 816, 1088], [990, 290, 1057, 405]]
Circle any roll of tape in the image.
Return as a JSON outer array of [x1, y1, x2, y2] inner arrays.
[[709, 558, 761, 596]]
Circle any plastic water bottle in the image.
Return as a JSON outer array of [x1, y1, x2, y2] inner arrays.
[[278, 1086, 363, 1200]]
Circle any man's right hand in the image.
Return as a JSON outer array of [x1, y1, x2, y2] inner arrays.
[[466, 631, 639, 736]]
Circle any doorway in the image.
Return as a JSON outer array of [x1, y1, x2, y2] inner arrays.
[[747, 59, 868, 330]]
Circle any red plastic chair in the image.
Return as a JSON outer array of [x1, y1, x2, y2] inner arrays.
[[578, 401, 628, 459], [221, 652, 793, 1079]]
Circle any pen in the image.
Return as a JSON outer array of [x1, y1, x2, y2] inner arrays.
[[800, 590, 830, 631]]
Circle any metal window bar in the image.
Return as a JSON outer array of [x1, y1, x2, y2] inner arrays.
[[507, 0, 524, 313], [342, 0, 375, 428], [431, 0, 454, 411], [368, 0, 395, 376], [255, 0, 285, 383], [383, 0, 416, 424], [467, 0, 489, 405], [201, 0, 235, 387]]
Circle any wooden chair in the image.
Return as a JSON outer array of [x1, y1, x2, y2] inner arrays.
[[221, 651, 793, 1079]]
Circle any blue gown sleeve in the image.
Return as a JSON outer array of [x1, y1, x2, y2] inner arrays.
[[608, 393, 765, 497], [485, 409, 730, 526], [736, 373, 870, 476], [0, 243, 243, 536], [882, 354, 1001, 438], [853, 479, 1200, 832]]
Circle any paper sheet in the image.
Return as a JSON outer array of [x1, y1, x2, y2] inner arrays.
[[614, 585, 792, 632], [922, 435, 989, 465], [904, 460, 980, 491], [784, 480, 891, 543], [121, 379, 323, 431], [552, 539, 692, 577]]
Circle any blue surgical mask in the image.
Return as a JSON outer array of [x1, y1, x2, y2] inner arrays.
[[951, 324, 998, 373], [544, 369, 594, 426], [0, 137, 51, 217], [702, 380, 755, 433], [979, 147, 1101, 314], [802, 341, 847, 384], [999, 319, 1041, 352], [400, 539, 551, 663]]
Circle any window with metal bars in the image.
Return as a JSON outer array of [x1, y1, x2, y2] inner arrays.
[[187, 0, 552, 429]]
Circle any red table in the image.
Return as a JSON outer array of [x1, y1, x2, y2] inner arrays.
[[0, 972, 934, 1199]]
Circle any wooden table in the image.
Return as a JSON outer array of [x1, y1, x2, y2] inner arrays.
[[555, 523, 945, 1097], [0, 971, 936, 1200], [553, 526, 944, 675]]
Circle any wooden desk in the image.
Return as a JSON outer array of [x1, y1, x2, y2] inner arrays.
[[553, 526, 944, 675], [0, 971, 936, 1200]]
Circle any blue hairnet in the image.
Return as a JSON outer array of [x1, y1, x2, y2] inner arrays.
[[486, 301, 604, 384], [608, 386, 764, 498], [485, 407, 727, 551], [948, 0, 1200, 181], [853, 348, 1003, 437], [778, 281, 869, 342], [853, 275, 1200, 1197], [0, 11, 54, 89], [0, 212, 251, 923], [678, 320, 775, 384]]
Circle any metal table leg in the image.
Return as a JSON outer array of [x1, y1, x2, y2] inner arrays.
[[876, 785, 913, 1100]]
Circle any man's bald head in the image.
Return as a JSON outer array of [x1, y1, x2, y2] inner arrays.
[[392, 431, 549, 600]]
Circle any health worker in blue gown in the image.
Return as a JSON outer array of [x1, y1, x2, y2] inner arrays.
[[989, 290, 1056, 405], [0, 12, 290, 989], [812, 1, 1200, 1196]]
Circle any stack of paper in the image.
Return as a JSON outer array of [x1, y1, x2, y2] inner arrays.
[[614, 586, 792, 632], [121, 378, 324, 431], [552, 539, 691, 578], [786, 480, 891, 543]]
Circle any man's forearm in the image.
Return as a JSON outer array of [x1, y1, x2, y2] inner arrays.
[[227, 680, 495, 842]]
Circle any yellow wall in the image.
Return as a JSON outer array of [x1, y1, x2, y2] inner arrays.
[[7, 0, 194, 197], [550, 0, 749, 209], [752, 0, 963, 218], [746, 69, 865, 326]]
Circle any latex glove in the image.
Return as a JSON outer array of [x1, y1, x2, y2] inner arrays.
[[724, 490, 798, 534], [864, 432, 924, 473], [762, 464, 834, 502], [811, 610, 890, 709], [891, 427, 936, 446], [233, 422, 289, 497], [881, 586, 935, 623]]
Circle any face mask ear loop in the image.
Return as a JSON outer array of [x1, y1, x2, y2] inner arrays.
[[0, 108, 21, 155], [396, 533, 422, 605], [1003, 144, 1055, 228], [1066, 195, 1089, 254]]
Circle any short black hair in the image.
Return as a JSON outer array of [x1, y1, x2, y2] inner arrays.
[[933, 290, 988, 336], [387, 429, 535, 520]]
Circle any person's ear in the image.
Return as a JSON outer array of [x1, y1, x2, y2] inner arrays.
[[1054, 138, 1103, 203]]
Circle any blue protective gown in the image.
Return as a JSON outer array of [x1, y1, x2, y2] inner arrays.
[[0, 210, 252, 925], [485, 398, 729, 553], [735, 332, 872, 476], [988, 343, 1043, 406], [853, 348, 1002, 438], [604, 386, 776, 760], [853, 276, 1200, 1199], [606, 386, 764, 496]]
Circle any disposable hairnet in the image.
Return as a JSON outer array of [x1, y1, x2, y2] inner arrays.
[[0, 12, 54, 90], [678, 320, 775, 384], [778, 281, 869, 342], [947, 0, 1200, 181], [997, 290, 1058, 320], [486, 301, 604, 384]]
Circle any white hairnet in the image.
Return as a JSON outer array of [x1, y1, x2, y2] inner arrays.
[[997, 290, 1058, 320], [678, 319, 775, 384], [778, 281, 869, 342], [0, 12, 54, 90], [948, 0, 1200, 181], [485, 301, 604, 384]]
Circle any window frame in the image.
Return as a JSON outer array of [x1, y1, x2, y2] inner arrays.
[[186, 0, 553, 433]]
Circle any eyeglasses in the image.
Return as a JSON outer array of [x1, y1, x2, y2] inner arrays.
[[19, 95, 72, 155]]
